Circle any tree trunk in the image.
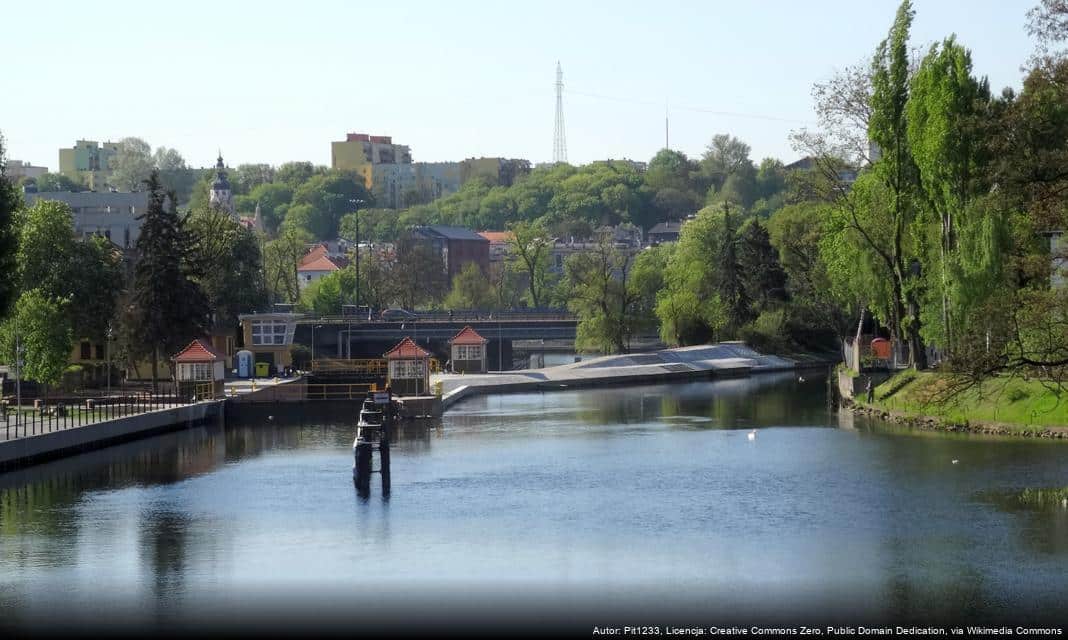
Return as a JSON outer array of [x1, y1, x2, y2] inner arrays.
[[151, 346, 159, 394]]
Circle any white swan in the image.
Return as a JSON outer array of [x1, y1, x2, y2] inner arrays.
[[951, 459, 959, 464], [798, 376, 806, 383], [747, 429, 756, 441]]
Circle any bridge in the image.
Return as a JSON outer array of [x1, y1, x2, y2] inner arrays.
[[298, 312, 578, 366]]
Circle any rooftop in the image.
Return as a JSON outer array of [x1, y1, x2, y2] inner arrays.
[[173, 338, 224, 363], [414, 225, 488, 242], [449, 326, 488, 346], [384, 337, 432, 359]]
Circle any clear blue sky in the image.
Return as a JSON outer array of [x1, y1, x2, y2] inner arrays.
[[0, 0, 1038, 172]]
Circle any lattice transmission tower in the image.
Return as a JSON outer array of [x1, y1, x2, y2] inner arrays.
[[553, 61, 567, 164]]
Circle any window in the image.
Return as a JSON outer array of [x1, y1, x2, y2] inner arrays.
[[454, 345, 482, 361], [95, 344, 104, 360], [80, 341, 91, 360], [390, 359, 425, 379], [180, 362, 213, 380], [251, 321, 289, 346]]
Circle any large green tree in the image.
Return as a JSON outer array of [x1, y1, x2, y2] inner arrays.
[[0, 135, 21, 316], [186, 207, 268, 327], [507, 220, 553, 308], [14, 200, 122, 342], [128, 171, 209, 387], [0, 289, 72, 385]]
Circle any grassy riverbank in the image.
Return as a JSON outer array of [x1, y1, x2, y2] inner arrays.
[[860, 370, 1068, 434]]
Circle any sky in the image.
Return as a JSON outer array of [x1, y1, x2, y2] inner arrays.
[[0, 0, 1040, 172]]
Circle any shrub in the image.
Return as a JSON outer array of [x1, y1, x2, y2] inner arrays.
[[739, 309, 789, 353]]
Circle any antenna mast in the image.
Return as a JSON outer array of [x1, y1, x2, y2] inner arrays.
[[553, 62, 568, 163]]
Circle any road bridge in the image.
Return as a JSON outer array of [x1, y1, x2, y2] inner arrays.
[[298, 314, 578, 366]]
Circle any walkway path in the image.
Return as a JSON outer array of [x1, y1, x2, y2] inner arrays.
[[433, 342, 832, 409]]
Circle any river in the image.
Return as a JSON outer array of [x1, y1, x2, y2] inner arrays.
[[2, 372, 1067, 633]]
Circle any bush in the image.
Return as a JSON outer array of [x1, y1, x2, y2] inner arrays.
[[60, 364, 84, 392], [739, 309, 789, 353]]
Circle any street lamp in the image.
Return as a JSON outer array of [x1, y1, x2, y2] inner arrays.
[[105, 323, 114, 397], [311, 324, 323, 365], [347, 197, 366, 361]]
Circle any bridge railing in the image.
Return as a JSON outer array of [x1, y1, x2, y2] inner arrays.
[[304, 309, 576, 324], [311, 358, 388, 375]]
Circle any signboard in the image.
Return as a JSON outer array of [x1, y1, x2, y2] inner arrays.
[[373, 392, 391, 405]]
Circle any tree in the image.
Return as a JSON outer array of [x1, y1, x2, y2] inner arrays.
[[867, 0, 926, 368], [276, 162, 322, 187], [264, 227, 312, 304], [128, 171, 209, 388], [247, 182, 294, 234], [186, 207, 268, 327], [153, 147, 196, 203], [716, 206, 752, 335], [0, 289, 72, 385], [444, 262, 495, 310], [233, 164, 276, 193], [33, 172, 84, 192], [737, 218, 788, 311], [701, 134, 756, 198], [507, 220, 553, 308], [0, 134, 22, 316], [564, 234, 640, 353], [298, 267, 355, 316], [291, 171, 372, 239], [630, 244, 672, 336], [392, 238, 446, 309], [907, 36, 996, 357], [108, 137, 155, 192], [14, 200, 121, 342], [655, 206, 730, 345]]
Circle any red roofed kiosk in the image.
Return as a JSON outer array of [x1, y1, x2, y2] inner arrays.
[[449, 326, 488, 373], [173, 338, 225, 400], [384, 337, 431, 396]]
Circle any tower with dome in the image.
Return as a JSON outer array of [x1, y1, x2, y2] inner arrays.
[[208, 152, 234, 217]]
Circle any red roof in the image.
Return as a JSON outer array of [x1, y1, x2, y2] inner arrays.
[[298, 254, 342, 273], [297, 244, 346, 272], [478, 231, 514, 243], [449, 326, 487, 345], [384, 337, 432, 359], [173, 338, 224, 363]]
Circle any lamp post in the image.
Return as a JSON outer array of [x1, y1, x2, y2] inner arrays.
[[312, 324, 323, 364], [347, 198, 366, 360], [14, 315, 23, 434], [105, 323, 114, 397]]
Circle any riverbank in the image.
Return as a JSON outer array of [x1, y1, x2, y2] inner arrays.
[[849, 370, 1068, 439], [435, 342, 835, 410]]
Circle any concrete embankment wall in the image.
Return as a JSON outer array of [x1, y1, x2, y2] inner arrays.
[[0, 401, 225, 470]]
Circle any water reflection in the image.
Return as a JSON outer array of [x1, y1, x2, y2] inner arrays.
[[2, 376, 1068, 628]]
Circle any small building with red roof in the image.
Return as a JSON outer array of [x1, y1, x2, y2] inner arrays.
[[448, 325, 488, 373], [384, 336, 432, 396], [298, 244, 350, 290], [172, 338, 225, 399]]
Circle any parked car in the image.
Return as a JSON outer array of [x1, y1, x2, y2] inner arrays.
[[380, 308, 419, 321]]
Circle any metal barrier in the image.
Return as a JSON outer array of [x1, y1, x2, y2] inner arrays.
[[310, 359, 388, 375], [1, 385, 197, 442], [305, 383, 377, 400], [230, 382, 378, 403]]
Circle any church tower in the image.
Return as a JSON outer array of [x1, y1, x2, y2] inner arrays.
[[209, 152, 234, 217]]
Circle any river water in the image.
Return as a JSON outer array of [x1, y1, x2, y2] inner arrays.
[[2, 372, 1067, 632]]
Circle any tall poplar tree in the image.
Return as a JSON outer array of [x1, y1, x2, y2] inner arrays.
[[129, 171, 208, 389], [868, 0, 927, 368], [0, 134, 20, 317]]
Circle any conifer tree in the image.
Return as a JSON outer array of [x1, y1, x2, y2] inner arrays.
[[129, 170, 208, 390]]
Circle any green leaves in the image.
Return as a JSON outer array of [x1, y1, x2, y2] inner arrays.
[[0, 289, 72, 385]]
